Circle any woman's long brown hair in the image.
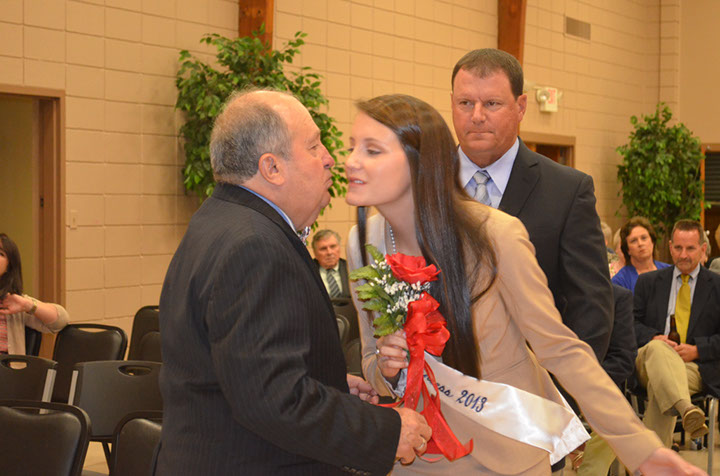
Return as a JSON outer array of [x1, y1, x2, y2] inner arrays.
[[355, 94, 496, 378]]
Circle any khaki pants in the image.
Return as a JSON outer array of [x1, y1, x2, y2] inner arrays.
[[635, 339, 703, 446], [576, 431, 617, 476]]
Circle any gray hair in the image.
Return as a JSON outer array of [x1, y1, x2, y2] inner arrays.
[[312, 229, 341, 249], [210, 89, 293, 183]]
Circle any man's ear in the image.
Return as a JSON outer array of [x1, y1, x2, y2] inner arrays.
[[257, 153, 286, 186]]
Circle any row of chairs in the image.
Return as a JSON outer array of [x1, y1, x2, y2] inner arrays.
[[1, 305, 163, 475], [0, 399, 161, 476]]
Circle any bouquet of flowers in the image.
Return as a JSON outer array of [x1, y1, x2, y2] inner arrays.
[[350, 244, 473, 461]]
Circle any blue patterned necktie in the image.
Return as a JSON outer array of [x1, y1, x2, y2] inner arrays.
[[470, 171, 491, 206]]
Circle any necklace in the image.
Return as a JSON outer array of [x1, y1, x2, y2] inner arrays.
[[388, 223, 397, 254]]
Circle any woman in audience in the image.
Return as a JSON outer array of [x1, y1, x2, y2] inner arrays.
[[609, 228, 625, 277], [611, 217, 671, 292], [0, 233, 68, 354], [345, 94, 703, 475]]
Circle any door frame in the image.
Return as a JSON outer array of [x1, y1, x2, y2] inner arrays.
[[0, 84, 65, 305]]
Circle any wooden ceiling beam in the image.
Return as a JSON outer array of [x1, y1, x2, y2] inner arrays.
[[239, 0, 274, 46], [497, 0, 527, 65]]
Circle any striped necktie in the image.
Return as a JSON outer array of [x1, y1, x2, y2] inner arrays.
[[470, 170, 491, 206], [675, 274, 691, 343], [327, 269, 341, 298]]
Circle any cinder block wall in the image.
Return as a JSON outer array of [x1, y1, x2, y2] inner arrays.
[[0, 0, 237, 336], [277, 0, 674, 254], [1, 0, 691, 334]]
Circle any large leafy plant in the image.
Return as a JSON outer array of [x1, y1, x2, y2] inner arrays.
[[176, 27, 347, 201], [616, 103, 706, 240]]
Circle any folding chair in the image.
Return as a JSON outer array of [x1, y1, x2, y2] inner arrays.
[[51, 323, 127, 403], [0, 354, 57, 401], [70, 360, 163, 471], [0, 399, 90, 476], [128, 305, 161, 362]]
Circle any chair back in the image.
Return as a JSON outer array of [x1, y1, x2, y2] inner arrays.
[[71, 360, 163, 439], [335, 314, 350, 345], [51, 324, 128, 402], [128, 305, 161, 361], [333, 298, 359, 343], [0, 354, 57, 401], [112, 411, 163, 476], [137, 331, 162, 362], [344, 338, 363, 377], [24, 327, 42, 356], [0, 399, 90, 476]]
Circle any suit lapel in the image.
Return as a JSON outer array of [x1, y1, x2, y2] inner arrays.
[[213, 184, 335, 316], [655, 268, 674, 327], [688, 268, 712, 338], [498, 139, 541, 216]]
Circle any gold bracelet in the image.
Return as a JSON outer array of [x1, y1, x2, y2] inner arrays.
[[28, 298, 38, 315]]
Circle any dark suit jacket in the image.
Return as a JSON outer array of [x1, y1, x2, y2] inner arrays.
[[157, 184, 400, 475], [604, 284, 637, 388], [498, 139, 613, 360], [314, 258, 351, 299], [634, 265, 720, 396]]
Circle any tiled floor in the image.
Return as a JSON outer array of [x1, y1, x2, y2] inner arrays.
[[82, 429, 720, 475]]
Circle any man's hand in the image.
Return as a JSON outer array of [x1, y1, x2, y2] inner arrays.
[[675, 344, 699, 362], [652, 335, 678, 348], [393, 407, 431, 464], [346, 374, 379, 404], [637, 447, 707, 475]]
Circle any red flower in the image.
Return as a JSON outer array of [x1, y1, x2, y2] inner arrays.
[[386, 253, 440, 284]]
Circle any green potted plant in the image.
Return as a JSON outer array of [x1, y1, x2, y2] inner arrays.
[[616, 103, 706, 250], [176, 27, 347, 202]]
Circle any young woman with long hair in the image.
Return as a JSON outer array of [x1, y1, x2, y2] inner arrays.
[[345, 94, 703, 475]]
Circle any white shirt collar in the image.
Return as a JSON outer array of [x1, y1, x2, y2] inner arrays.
[[458, 138, 519, 195], [672, 263, 701, 282]]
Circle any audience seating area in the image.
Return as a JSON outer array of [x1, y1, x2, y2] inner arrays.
[[1, 306, 165, 476]]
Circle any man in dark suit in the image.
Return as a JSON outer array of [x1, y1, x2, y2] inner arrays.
[[158, 89, 431, 475], [634, 219, 720, 447], [312, 229, 351, 299], [451, 48, 613, 361]]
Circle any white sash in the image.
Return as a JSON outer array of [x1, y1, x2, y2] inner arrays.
[[424, 353, 590, 464]]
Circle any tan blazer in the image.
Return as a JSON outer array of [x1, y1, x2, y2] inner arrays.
[[347, 205, 660, 475]]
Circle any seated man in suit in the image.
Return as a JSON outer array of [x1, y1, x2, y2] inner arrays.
[[158, 89, 431, 475], [312, 229, 350, 299], [634, 219, 720, 447]]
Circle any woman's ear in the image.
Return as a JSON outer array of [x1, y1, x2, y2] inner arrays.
[[257, 153, 286, 186]]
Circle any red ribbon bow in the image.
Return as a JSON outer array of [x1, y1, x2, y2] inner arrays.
[[383, 290, 473, 461]]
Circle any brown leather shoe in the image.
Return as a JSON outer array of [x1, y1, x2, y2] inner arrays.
[[682, 406, 709, 439]]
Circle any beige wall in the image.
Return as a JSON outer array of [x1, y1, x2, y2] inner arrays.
[[0, 0, 238, 337], [0, 95, 36, 296], [283, 0, 676, 248], [679, 0, 720, 143], [0, 0, 705, 334]]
